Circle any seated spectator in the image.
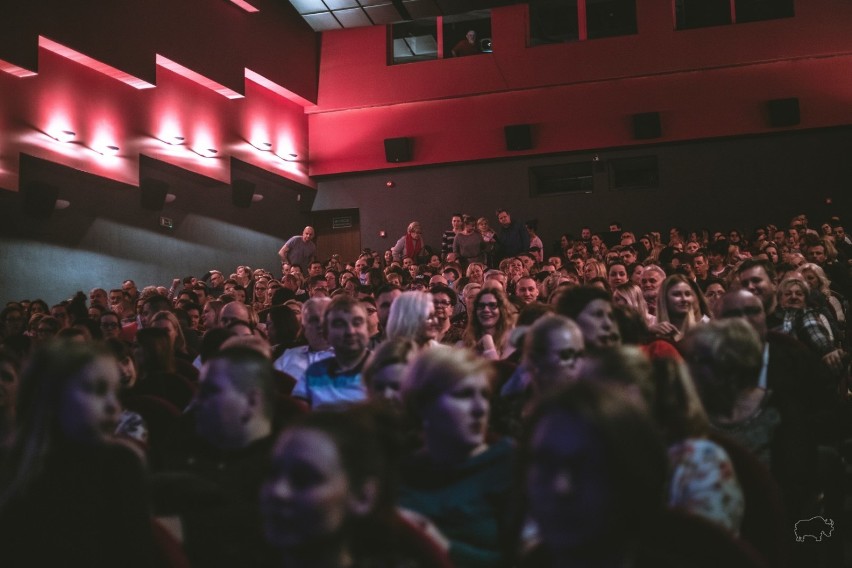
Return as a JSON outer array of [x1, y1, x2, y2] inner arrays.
[[293, 295, 371, 409], [386, 291, 440, 348], [261, 405, 451, 568], [518, 381, 667, 567], [0, 347, 21, 451], [682, 319, 820, 522], [399, 348, 514, 568], [652, 274, 709, 343], [649, 357, 745, 534], [462, 288, 515, 359], [131, 327, 196, 410], [274, 297, 333, 385], [0, 341, 155, 567], [154, 347, 277, 568]]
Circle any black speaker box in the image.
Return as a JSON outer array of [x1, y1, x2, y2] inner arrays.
[[140, 178, 169, 211], [22, 182, 59, 219], [767, 98, 800, 128], [504, 124, 533, 151], [232, 179, 256, 208], [632, 112, 662, 139], [384, 137, 412, 163]]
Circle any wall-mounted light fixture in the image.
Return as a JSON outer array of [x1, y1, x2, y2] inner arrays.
[[191, 147, 218, 158], [52, 129, 76, 143], [160, 135, 186, 146], [95, 144, 120, 156]]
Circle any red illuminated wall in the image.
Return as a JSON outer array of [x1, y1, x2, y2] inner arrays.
[[0, 0, 317, 192], [309, 1, 852, 176]]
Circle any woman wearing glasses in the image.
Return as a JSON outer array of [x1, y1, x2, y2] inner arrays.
[[461, 288, 514, 360]]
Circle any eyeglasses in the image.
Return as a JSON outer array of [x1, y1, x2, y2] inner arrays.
[[100, 322, 120, 330], [475, 302, 499, 310], [433, 300, 451, 307]]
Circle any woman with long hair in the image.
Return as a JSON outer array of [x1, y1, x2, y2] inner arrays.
[[582, 259, 607, 284], [798, 262, 847, 344], [653, 274, 708, 343], [0, 341, 155, 567], [612, 281, 651, 324], [131, 327, 196, 410], [462, 287, 514, 359], [386, 291, 440, 348]]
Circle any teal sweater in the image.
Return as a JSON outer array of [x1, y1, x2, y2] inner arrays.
[[398, 438, 515, 568]]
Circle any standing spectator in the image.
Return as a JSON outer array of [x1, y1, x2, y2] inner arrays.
[[392, 221, 426, 264], [442, 213, 464, 260], [495, 209, 530, 262], [454, 215, 486, 266], [526, 220, 544, 263], [278, 226, 317, 272]]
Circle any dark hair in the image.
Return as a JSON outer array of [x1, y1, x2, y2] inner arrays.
[[429, 284, 457, 306], [375, 284, 402, 298], [523, 382, 667, 545], [0, 341, 117, 509], [135, 327, 175, 375], [208, 347, 276, 418], [556, 286, 611, 320], [268, 305, 301, 347], [734, 258, 776, 281], [281, 404, 402, 523], [177, 290, 199, 304], [199, 328, 236, 363]]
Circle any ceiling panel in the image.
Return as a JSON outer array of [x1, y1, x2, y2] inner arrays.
[[403, 0, 442, 19], [288, 0, 518, 30], [325, 0, 359, 9], [290, 0, 328, 14], [363, 4, 404, 24], [334, 7, 372, 26], [303, 12, 343, 30]]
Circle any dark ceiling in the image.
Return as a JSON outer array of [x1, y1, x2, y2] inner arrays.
[[283, 0, 520, 31]]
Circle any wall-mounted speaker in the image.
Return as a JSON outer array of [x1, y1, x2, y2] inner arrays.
[[140, 178, 169, 211], [232, 179, 256, 208], [384, 137, 412, 163], [504, 124, 533, 151], [632, 112, 662, 139], [767, 98, 800, 128], [22, 182, 59, 219]]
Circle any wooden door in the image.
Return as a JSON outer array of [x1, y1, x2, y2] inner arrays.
[[312, 209, 361, 264]]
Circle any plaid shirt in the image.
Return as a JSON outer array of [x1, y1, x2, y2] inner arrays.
[[775, 307, 835, 355]]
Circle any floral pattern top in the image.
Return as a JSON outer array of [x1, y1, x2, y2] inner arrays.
[[667, 438, 745, 534]]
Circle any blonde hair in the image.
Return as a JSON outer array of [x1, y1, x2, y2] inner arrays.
[[402, 348, 491, 420]]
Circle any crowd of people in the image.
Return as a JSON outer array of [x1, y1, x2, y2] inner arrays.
[[1, 208, 851, 567]]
